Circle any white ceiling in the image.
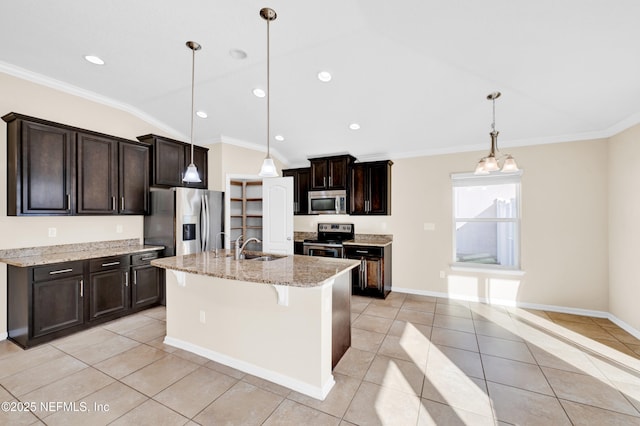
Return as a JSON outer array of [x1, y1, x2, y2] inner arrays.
[[2, 0, 639, 167]]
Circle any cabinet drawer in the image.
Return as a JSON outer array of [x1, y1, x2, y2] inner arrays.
[[90, 255, 130, 272], [131, 251, 160, 266], [344, 245, 384, 258], [33, 261, 85, 282]]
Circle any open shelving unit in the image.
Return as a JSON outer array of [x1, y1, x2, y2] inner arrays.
[[229, 179, 263, 251]]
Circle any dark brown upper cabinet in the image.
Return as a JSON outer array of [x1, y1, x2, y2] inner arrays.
[[77, 135, 149, 215], [119, 141, 150, 214], [350, 160, 392, 215], [282, 167, 310, 215], [77, 133, 118, 214], [137, 134, 208, 189], [4, 115, 75, 215], [310, 155, 355, 190], [3, 112, 149, 216]]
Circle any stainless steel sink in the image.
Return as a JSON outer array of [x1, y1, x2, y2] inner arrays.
[[242, 254, 285, 261]]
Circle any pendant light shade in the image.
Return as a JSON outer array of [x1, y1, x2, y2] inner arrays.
[[474, 92, 519, 174], [258, 7, 279, 178], [183, 41, 202, 183], [259, 158, 277, 177]]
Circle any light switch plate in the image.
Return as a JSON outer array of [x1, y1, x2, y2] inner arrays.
[[423, 223, 435, 231]]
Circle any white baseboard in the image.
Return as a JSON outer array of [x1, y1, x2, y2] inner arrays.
[[164, 336, 335, 401], [393, 287, 640, 340], [0, 332, 7, 341]]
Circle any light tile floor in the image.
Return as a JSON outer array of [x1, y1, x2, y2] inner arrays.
[[1, 294, 640, 425]]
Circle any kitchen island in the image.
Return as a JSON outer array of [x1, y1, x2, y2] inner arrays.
[[151, 250, 359, 400]]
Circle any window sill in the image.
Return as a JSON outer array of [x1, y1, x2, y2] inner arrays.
[[450, 264, 526, 277]]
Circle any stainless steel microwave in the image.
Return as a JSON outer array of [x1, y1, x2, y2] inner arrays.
[[308, 190, 347, 214]]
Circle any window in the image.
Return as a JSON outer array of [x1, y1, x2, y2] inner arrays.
[[451, 172, 521, 270]]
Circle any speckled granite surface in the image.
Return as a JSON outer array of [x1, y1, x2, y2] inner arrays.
[[152, 250, 359, 288], [0, 239, 164, 267], [345, 234, 392, 247], [293, 231, 392, 247]]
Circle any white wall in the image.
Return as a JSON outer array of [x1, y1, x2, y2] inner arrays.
[[296, 139, 610, 311], [608, 124, 640, 331], [206, 143, 285, 192]]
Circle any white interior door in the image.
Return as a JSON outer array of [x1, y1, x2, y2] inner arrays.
[[262, 177, 294, 255]]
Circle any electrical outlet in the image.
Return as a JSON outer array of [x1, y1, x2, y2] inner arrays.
[[48, 227, 57, 237], [199, 310, 206, 324], [439, 270, 446, 279], [116, 224, 123, 233]]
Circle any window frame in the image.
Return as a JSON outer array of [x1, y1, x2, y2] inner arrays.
[[451, 171, 523, 272]]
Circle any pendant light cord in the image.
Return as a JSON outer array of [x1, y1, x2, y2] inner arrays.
[[266, 15, 271, 159], [190, 46, 196, 164]]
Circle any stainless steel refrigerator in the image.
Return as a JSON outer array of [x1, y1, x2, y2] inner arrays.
[[144, 187, 225, 257]]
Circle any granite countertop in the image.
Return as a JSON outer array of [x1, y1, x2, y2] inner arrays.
[[0, 239, 164, 267], [152, 250, 360, 288], [293, 231, 392, 247], [344, 235, 392, 247]]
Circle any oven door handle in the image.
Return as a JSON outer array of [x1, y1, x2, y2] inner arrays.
[[305, 246, 342, 258]]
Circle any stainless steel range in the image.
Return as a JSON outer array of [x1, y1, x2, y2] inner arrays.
[[303, 223, 355, 258]]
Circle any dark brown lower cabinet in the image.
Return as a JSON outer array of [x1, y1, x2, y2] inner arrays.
[[345, 244, 392, 298], [8, 261, 86, 348], [32, 270, 84, 339], [131, 252, 163, 310], [7, 250, 163, 348], [89, 256, 130, 321]]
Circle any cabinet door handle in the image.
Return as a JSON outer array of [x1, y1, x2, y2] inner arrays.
[[323, 176, 326, 187], [49, 268, 73, 275], [101, 261, 120, 267], [133, 270, 137, 285], [121, 197, 125, 211], [356, 250, 368, 254], [124, 271, 129, 287], [329, 176, 332, 187], [140, 256, 156, 261], [112, 196, 116, 211], [66, 194, 71, 211], [80, 279, 84, 298]]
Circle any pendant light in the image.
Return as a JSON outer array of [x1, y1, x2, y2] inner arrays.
[[474, 92, 519, 175], [182, 41, 202, 183], [258, 7, 278, 178]]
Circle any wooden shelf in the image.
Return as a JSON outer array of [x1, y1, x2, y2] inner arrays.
[[230, 179, 263, 246]]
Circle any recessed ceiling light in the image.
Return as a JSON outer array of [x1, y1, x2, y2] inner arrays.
[[317, 71, 332, 82], [196, 110, 208, 118], [229, 48, 247, 60], [84, 55, 105, 65], [274, 135, 285, 142], [349, 123, 361, 130], [253, 88, 266, 98]]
